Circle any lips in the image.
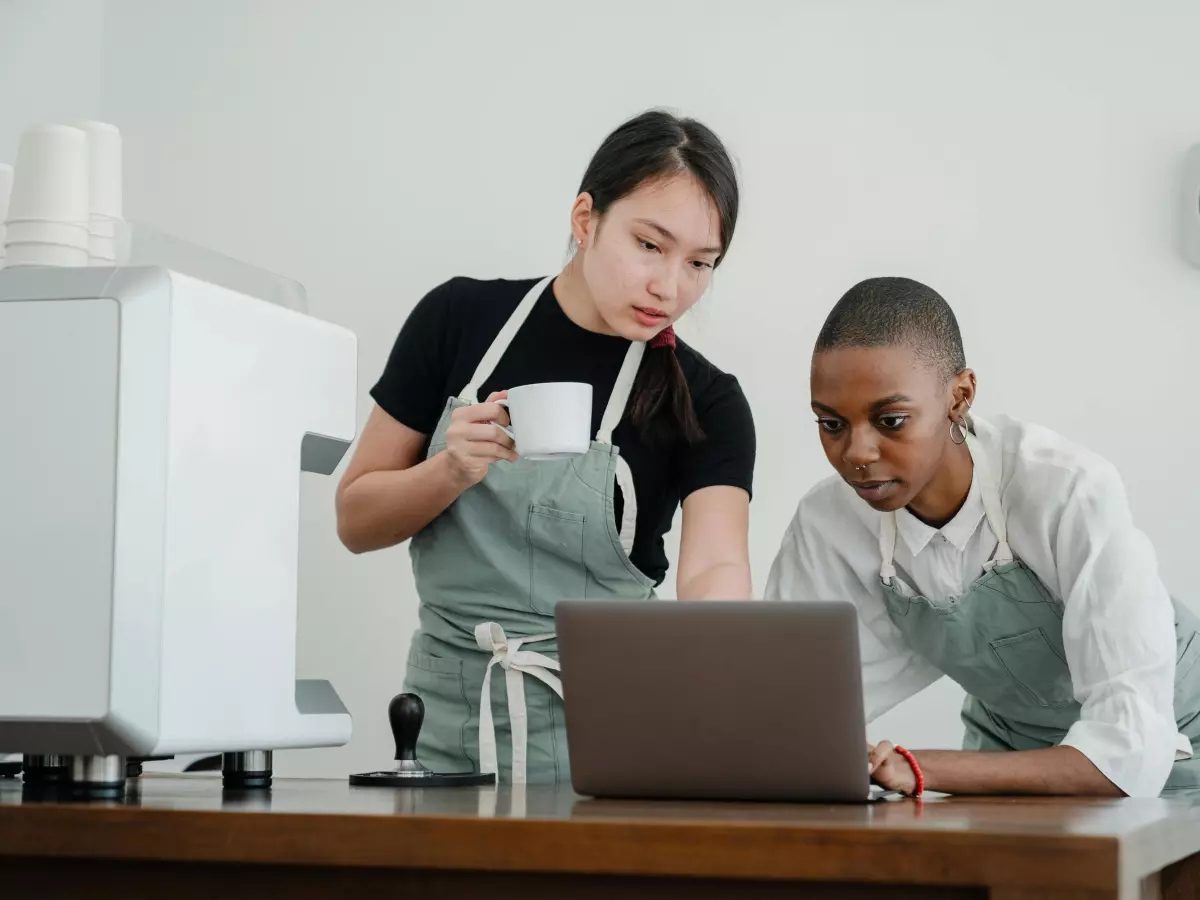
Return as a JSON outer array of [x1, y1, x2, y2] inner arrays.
[[848, 480, 897, 503], [633, 306, 669, 328]]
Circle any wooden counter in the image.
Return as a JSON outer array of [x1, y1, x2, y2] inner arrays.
[[2, 774, 1199, 898]]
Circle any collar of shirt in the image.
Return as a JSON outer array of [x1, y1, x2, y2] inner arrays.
[[894, 466, 986, 557]]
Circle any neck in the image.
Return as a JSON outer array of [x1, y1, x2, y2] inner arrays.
[[554, 255, 618, 336], [906, 439, 974, 529]]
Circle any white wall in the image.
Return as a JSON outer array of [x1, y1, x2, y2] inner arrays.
[[0, 0, 107, 163], [96, 0, 1200, 777]]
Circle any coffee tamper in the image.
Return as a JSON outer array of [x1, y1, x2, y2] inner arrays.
[[350, 693, 495, 787]]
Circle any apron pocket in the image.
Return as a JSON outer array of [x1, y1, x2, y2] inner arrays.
[[408, 647, 465, 676], [403, 647, 473, 770], [527, 505, 586, 615], [988, 628, 1076, 708]]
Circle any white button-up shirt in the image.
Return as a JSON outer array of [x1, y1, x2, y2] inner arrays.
[[766, 413, 1191, 797]]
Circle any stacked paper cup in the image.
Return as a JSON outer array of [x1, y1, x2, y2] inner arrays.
[[2, 121, 124, 268], [77, 120, 123, 264], [0, 162, 12, 269], [3, 124, 90, 267]]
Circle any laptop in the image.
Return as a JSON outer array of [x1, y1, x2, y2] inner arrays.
[[555, 599, 881, 803]]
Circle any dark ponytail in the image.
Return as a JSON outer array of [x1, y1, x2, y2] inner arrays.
[[628, 339, 704, 444], [575, 109, 740, 445]]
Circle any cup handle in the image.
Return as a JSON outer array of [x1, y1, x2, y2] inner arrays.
[[492, 399, 514, 441]]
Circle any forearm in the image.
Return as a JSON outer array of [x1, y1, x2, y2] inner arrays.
[[678, 561, 753, 600], [336, 451, 468, 552], [916, 746, 1123, 797]]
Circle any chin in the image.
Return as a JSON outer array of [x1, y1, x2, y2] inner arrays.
[[866, 496, 909, 513], [618, 324, 657, 342], [848, 482, 912, 513]]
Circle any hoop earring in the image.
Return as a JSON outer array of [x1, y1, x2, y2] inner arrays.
[[949, 419, 967, 445]]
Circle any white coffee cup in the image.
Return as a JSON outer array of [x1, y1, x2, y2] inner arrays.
[[494, 382, 592, 461], [7, 124, 89, 224]]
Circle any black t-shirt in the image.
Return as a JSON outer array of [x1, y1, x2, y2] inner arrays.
[[370, 276, 756, 585]]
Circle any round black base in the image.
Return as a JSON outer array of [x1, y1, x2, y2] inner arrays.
[[223, 772, 272, 790], [0, 762, 21, 779], [349, 770, 496, 788]]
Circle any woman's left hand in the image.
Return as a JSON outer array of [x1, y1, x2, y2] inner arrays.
[[868, 740, 918, 795]]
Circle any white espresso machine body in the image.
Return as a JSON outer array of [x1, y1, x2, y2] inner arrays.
[[0, 266, 355, 778]]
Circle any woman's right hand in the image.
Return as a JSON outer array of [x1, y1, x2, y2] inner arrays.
[[868, 741, 919, 796], [443, 391, 519, 488]]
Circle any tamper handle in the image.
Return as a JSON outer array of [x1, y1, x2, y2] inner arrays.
[[388, 693, 423, 762]]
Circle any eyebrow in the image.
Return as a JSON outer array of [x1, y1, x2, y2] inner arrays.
[[634, 218, 723, 256], [811, 395, 913, 417], [869, 394, 914, 411]]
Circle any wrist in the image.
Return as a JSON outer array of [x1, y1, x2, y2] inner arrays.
[[434, 449, 476, 493], [894, 745, 925, 797]]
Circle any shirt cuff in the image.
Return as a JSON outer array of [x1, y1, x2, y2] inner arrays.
[[1061, 716, 1179, 797]]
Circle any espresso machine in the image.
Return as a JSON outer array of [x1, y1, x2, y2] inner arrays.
[[0, 261, 356, 799]]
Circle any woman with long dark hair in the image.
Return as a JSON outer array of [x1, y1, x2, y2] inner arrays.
[[337, 110, 756, 783]]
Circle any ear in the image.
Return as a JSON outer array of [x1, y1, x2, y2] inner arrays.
[[948, 368, 977, 421], [570, 192, 596, 249]]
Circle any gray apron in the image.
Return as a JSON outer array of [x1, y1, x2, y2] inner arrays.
[[404, 275, 656, 784], [879, 429, 1200, 794]]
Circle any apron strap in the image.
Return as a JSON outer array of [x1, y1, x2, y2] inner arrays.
[[965, 431, 1013, 566], [878, 512, 898, 583], [599, 341, 645, 554], [596, 341, 646, 445], [474, 622, 562, 785], [614, 455, 638, 554], [461, 276, 553, 405]]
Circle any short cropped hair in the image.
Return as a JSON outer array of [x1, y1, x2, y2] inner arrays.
[[814, 277, 966, 382]]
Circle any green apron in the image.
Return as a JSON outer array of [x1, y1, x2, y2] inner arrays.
[[404, 276, 656, 784], [879, 429, 1200, 794]]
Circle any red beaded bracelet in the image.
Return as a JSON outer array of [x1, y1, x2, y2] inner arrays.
[[894, 745, 924, 797]]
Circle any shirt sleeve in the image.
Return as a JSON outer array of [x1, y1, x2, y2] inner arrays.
[[678, 372, 756, 500], [368, 278, 464, 434], [765, 490, 943, 722], [1052, 461, 1184, 797]]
